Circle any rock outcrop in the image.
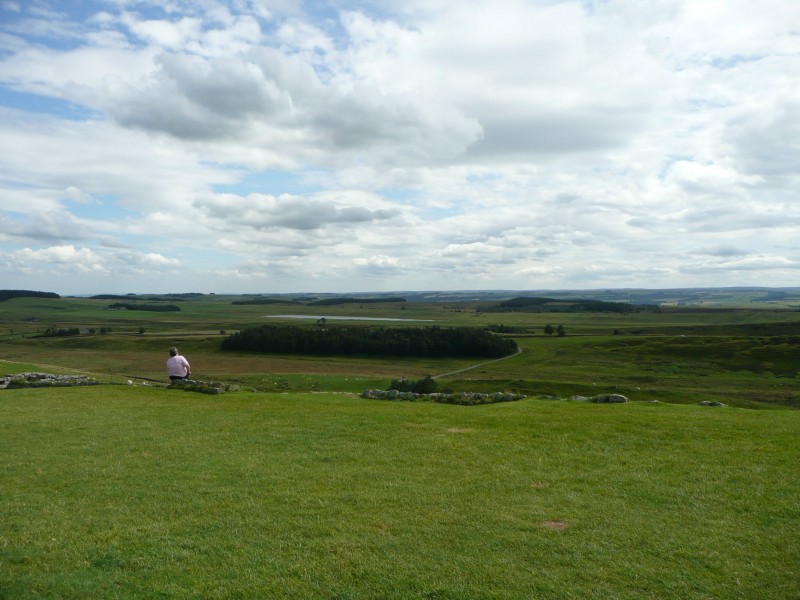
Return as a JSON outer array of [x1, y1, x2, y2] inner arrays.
[[699, 400, 727, 407], [169, 379, 240, 395], [1, 372, 99, 389], [591, 393, 629, 403], [362, 389, 526, 405]]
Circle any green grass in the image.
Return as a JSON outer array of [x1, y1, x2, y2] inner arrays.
[[1, 294, 798, 597], [2, 294, 800, 408], [1, 386, 798, 599]]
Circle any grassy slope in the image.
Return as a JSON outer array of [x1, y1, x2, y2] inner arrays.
[[1, 386, 798, 599], [2, 296, 800, 408]]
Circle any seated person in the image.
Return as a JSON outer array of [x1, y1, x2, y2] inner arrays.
[[166, 347, 191, 381]]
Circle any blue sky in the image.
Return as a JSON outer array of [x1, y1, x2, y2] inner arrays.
[[0, 0, 798, 295]]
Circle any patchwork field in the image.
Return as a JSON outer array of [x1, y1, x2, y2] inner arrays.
[[1, 291, 799, 597], [1, 293, 799, 407]]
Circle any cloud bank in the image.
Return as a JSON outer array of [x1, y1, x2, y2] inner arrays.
[[0, 0, 798, 294]]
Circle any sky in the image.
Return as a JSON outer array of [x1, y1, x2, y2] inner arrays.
[[0, 0, 798, 295]]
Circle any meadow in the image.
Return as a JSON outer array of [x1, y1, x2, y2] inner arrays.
[[1, 293, 799, 407], [1, 292, 799, 598]]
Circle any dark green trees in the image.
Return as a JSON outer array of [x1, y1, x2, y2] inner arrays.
[[221, 325, 518, 358]]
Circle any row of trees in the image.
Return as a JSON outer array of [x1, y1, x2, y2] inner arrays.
[[480, 296, 637, 313], [221, 325, 518, 358], [107, 303, 180, 312], [544, 324, 567, 336], [41, 326, 115, 337], [42, 327, 80, 337], [0, 290, 59, 302], [308, 297, 407, 306]]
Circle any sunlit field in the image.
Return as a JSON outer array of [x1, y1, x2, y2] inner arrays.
[[1, 294, 798, 408], [2, 386, 798, 599], [1, 292, 799, 598]]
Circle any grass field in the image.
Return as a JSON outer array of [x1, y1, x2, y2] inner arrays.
[[2, 386, 798, 599], [1, 294, 799, 408], [1, 292, 799, 598]]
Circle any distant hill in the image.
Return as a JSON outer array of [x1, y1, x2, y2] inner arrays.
[[360, 288, 800, 307], [309, 297, 407, 306], [42, 287, 800, 307], [0, 290, 60, 302], [231, 298, 300, 305], [90, 294, 188, 302]]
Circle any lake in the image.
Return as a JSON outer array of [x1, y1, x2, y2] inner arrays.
[[265, 314, 436, 322]]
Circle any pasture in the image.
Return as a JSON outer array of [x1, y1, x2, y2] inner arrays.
[[1, 292, 799, 598], [1, 294, 798, 408], [2, 386, 799, 599]]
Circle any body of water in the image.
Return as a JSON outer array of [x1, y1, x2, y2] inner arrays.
[[265, 314, 436, 322]]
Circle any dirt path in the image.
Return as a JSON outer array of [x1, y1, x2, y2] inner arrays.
[[433, 347, 523, 379]]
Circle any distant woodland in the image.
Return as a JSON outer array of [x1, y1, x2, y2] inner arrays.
[[107, 303, 181, 312], [0, 290, 60, 302], [222, 325, 518, 358], [479, 296, 642, 313], [307, 297, 407, 306]]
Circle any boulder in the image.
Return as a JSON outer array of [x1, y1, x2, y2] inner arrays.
[[592, 393, 628, 404]]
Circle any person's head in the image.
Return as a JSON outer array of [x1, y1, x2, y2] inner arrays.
[[169, 347, 178, 357]]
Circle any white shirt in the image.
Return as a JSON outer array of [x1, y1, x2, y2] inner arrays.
[[166, 355, 190, 377]]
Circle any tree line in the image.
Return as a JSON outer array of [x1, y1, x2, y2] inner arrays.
[[92, 295, 187, 302], [307, 297, 407, 306], [479, 296, 638, 313], [221, 325, 518, 358], [0, 290, 59, 302], [107, 303, 181, 312]]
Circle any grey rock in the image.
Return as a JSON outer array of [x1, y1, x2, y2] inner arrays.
[[1, 372, 98, 389], [592, 394, 629, 403]]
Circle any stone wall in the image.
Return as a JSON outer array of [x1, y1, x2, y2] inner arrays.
[[1, 372, 99, 389]]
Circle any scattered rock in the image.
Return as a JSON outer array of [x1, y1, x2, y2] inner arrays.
[[699, 400, 727, 407], [592, 393, 628, 403], [1, 372, 99, 390], [361, 389, 526, 405], [169, 379, 239, 395]]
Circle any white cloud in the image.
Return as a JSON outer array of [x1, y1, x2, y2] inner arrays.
[[117, 250, 181, 268], [726, 92, 800, 181], [0, 107, 237, 213], [681, 254, 800, 274], [0, 0, 799, 293], [12, 245, 107, 273], [194, 191, 402, 233], [0, 210, 96, 242], [121, 14, 204, 49], [353, 254, 402, 276]]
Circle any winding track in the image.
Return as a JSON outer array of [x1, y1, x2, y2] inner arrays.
[[432, 347, 523, 380]]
